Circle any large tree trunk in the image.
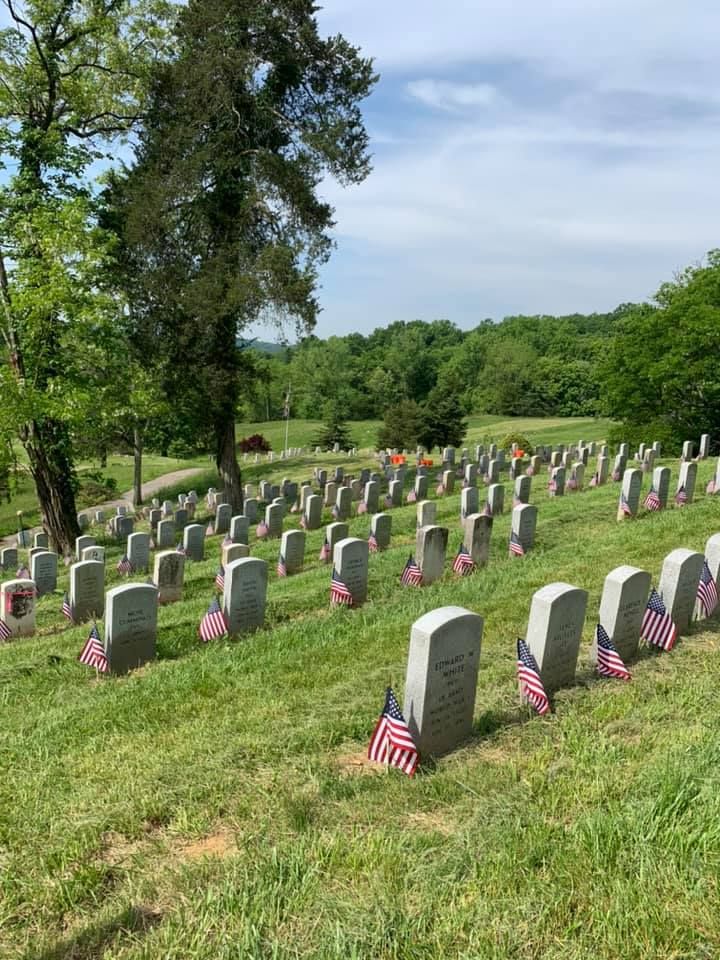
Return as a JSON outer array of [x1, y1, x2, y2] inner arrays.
[[216, 417, 243, 514], [23, 418, 80, 556], [133, 423, 143, 507]]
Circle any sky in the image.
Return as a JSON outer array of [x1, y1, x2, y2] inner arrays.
[[257, 0, 720, 341]]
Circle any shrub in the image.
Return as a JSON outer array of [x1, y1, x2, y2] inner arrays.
[[499, 432, 533, 454], [238, 433, 272, 453]]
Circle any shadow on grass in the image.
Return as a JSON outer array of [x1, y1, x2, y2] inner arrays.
[[23, 904, 162, 960]]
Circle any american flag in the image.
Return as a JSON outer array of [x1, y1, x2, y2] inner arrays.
[[619, 492, 633, 517], [548, 477, 557, 495], [330, 567, 353, 606], [566, 474, 578, 491], [368, 531, 379, 553], [406, 489, 417, 504], [480, 501, 493, 518], [706, 479, 717, 495], [436, 483, 445, 496], [357, 500, 368, 515], [644, 486, 661, 511], [62, 592, 73, 622], [595, 624, 631, 680], [148, 536, 156, 550], [696, 559, 718, 618], [611, 469, 621, 481], [299, 513, 308, 529], [401, 554, 423, 587], [452, 543, 475, 576], [205, 522, 215, 537], [222, 533, 232, 547], [641, 588, 677, 651], [367, 687, 419, 776], [589, 472, 599, 488], [256, 521, 269, 539], [517, 638, 550, 715], [290, 501, 299, 513], [526, 465, 535, 476], [215, 564, 225, 591], [116, 554, 133, 575], [331, 504, 340, 519], [199, 597, 228, 642], [508, 530, 525, 557], [319, 537, 331, 562], [176, 542, 187, 556], [78, 623, 108, 673], [675, 485, 688, 506], [16, 565, 30, 579], [277, 552, 287, 577], [0, 618, 11, 642]]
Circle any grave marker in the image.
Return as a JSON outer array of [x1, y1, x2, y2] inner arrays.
[[153, 550, 185, 604], [333, 538, 369, 605], [525, 583, 588, 696], [0, 578, 36, 638], [593, 565, 650, 664], [658, 548, 704, 634], [223, 558, 268, 635], [105, 583, 158, 674], [416, 526, 448, 585], [70, 560, 105, 623]]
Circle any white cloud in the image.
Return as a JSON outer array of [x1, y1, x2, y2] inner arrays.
[[406, 79, 499, 111]]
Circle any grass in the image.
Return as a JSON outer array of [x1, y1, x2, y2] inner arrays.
[[3, 423, 720, 958]]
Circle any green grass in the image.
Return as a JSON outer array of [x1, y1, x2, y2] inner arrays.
[[3, 422, 720, 958]]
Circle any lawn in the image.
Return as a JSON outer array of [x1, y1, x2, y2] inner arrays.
[[1, 439, 720, 958]]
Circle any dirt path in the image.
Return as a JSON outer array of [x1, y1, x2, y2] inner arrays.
[[4, 466, 208, 551]]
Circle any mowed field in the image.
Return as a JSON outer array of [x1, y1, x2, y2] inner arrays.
[[2, 421, 720, 958]]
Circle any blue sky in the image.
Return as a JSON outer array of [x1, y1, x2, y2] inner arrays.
[[263, 0, 720, 340]]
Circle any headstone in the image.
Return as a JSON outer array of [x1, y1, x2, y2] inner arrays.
[[70, 560, 105, 623], [511, 504, 537, 553], [612, 454, 625, 479], [464, 464, 477, 487], [127, 532, 151, 573], [682, 440, 694, 461], [173, 507, 187, 529], [156, 518, 175, 549], [350, 479, 362, 501], [323, 481, 337, 508], [619, 442, 629, 460], [265, 504, 283, 539], [1, 547, 17, 571], [530, 455, 541, 474], [462, 514, 492, 568], [572, 462, 585, 489], [597, 456, 609, 485], [658, 548, 704, 634], [279, 529, 305, 575], [550, 451, 561, 468], [652, 441, 662, 457], [403, 606, 483, 757], [304, 494, 323, 531], [162, 500, 174, 517], [183, 524, 205, 562], [335, 486, 352, 521], [105, 583, 158, 675], [259, 480, 272, 502], [414, 474, 429, 499], [33, 532, 48, 550], [153, 550, 185, 604], [364, 481, 379, 513], [700, 434, 711, 459], [705, 533, 720, 590], [81, 545, 105, 563], [371, 512, 392, 550], [75, 535, 96, 560], [0, 579, 36, 638], [652, 466, 670, 508], [460, 486, 479, 519], [94, 510, 105, 524], [514, 475, 531, 505], [641, 449, 655, 474], [326, 522, 349, 555], [333, 538, 369, 605], [388, 480, 402, 507], [618, 469, 642, 519], [222, 542, 249, 566], [148, 508, 162, 531], [244, 498, 259, 523], [550, 466, 565, 496], [115, 516, 134, 542], [77, 514, 89, 531], [677, 460, 697, 503], [593, 565, 651, 665], [416, 526, 448, 585], [525, 583, 588, 696], [417, 500, 436, 529], [442, 470, 455, 494], [487, 483, 504, 516], [223, 558, 268, 635], [230, 515, 249, 545], [30, 551, 57, 596], [487, 460, 500, 483]]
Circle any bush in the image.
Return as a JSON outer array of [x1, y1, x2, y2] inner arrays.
[[238, 433, 272, 454], [377, 399, 423, 451], [76, 473, 118, 506], [499, 432, 533, 454]]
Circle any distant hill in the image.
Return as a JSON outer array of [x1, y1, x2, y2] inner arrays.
[[237, 338, 287, 356]]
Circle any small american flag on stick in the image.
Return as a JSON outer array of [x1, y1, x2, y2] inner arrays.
[[618, 492, 633, 517], [588, 472, 599, 488], [215, 564, 225, 591], [674, 485, 688, 506], [595, 624, 631, 680], [368, 531, 379, 554], [62, 592, 73, 622], [78, 623, 108, 673], [508, 531, 525, 557], [205, 521, 215, 537], [611, 469, 621, 481], [641, 588, 677, 651], [696, 560, 718, 619], [356, 500, 368, 515], [406, 489, 417, 504], [116, 554, 133, 575], [367, 687, 419, 776], [16, 565, 30, 579], [199, 597, 228, 642], [644, 487, 660, 511], [452, 543, 475, 576], [401, 554, 423, 587], [435, 483, 445, 496], [319, 537, 331, 562], [480, 501, 493, 518], [517, 638, 549, 715], [255, 521, 269, 539], [277, 552, 287, 578], [330, 568, 353, 606]]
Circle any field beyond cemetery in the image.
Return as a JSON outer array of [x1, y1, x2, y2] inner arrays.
[[2, 417, 720, 959]]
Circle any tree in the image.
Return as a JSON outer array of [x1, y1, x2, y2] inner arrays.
[[311, 405, 354, 452], [377, 399, 423, 451], [0, 0, 172, 552], [116, 0, 376, 512], [418, 389, 467, 452], [602, 251, 720, 452]]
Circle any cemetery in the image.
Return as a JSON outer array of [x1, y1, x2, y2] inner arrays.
[[2, 1, 720, 957]]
